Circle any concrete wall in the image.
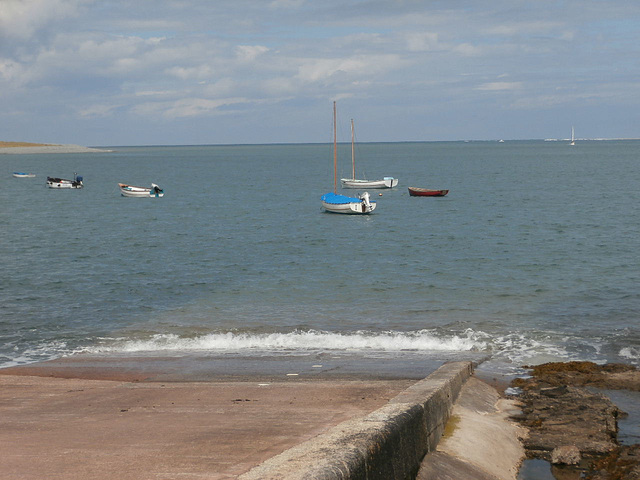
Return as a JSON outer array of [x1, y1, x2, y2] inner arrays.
[[239, 361, 473, 480]]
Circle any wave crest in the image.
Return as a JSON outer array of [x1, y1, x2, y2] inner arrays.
[[88, 329, 487, 354]]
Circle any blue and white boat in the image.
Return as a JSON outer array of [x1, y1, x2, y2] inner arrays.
[[12, 172, 36, 178], [321, 191, 375, 214], [321, 102, 376, 215]]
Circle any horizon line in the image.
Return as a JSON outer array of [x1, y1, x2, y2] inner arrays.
[[87, 137, 640, 148]]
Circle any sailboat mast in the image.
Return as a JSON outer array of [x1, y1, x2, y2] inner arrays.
[[333, 101, 337, 194], [351, 119, 355, 180]]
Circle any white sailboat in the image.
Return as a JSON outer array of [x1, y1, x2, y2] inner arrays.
[[321, 102, 376, 214], [569, 126, 576, 146], [340, 119, 398, 189]]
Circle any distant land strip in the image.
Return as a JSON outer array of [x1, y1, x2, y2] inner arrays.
[[0, 141, 56, 148], [0, 141, 112, 154]]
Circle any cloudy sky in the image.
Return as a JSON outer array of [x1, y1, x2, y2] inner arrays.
[[1, 0, 639, 146]]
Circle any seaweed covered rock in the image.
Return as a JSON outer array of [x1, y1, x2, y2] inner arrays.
[[511, 362, 640, 479], [520, 361, 640, 391], [512, 383, 619, 458]]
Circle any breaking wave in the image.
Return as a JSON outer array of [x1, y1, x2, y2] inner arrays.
[[86, 329, 487, 354], [4, 329, 636, 371], [620, 347, 640, 362]]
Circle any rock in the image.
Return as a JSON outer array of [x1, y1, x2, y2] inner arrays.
[[515, 384, 619, 457], [551, 445, 581, 465], [511, 362, 640, 479], [540, 385, 568, 397], [522, 361, 640, 391]]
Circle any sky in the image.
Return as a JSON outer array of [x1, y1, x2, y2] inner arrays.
[[1, 0, 640, 146]]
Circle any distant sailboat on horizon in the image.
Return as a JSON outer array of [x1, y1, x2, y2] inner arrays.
[[569, 126, 576, 146]]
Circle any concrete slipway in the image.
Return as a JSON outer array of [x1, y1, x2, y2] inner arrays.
[[240, 361, 525, 480], [0, 360, 524, 480]]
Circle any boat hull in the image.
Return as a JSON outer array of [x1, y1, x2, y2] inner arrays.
[[47, 177, 83, 189], [341, 177, 398, 189], [13, 172, 36, 178], [408, 187, 449, 197], [321, 192, 376, 214], [322, 200, 377, 214], [118, 183, 164, 198]]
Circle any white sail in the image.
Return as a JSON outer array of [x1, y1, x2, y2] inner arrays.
[[570, 126, 575, 146]]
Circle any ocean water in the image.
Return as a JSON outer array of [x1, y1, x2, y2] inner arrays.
[[1, 140, 639, 376]]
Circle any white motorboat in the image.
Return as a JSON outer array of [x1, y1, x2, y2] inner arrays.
[[47, 174, 83, 189], [119, 183, 164, 197]]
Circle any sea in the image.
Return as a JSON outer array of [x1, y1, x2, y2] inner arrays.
[[1, 140, 639, 380]]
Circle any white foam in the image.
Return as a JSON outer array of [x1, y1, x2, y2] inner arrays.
[[86, 329, 487, 354], [620, 347, 639, 362], [489, 333, 571, 365], [0, 341, 72, 368]]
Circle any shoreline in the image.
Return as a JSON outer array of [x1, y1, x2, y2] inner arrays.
[[0, 143, 112, 154], [2, 355, 638, 479]]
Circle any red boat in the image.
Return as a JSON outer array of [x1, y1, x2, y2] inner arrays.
[[408, 187, 449, 197]]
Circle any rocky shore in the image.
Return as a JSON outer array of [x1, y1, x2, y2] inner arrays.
[[511, 362, 640, 479]]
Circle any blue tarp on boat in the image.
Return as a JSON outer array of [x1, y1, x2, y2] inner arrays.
[[321, 192, 363, 204]]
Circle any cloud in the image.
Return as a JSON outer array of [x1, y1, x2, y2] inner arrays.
[[77, 103, 120, 118], [2, 0, 640, 144], [132, 97, 249, 119], [269, 0, 305, 8], [405, 32, 439, 52], [484, 21, 564, 37], [166, 64, 215, 81], [453, 43, 487, 57], [510, 83, 640, 110], [236, 45, 270, 62], [0, 0, 88, 40], [476, 82, 523, 91], [295, 54, 404, 82], [0, 59, 24, 83]]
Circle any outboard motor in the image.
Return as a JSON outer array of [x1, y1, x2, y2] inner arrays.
[[72, 175, 83, 187], [359, 191, 373, 213]]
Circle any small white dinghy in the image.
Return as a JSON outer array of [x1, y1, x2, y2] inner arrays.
[[47, 174, 83, 188], [118, 183, 164, 198], [13, 172, 36, 178]]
